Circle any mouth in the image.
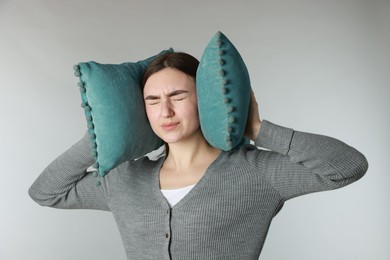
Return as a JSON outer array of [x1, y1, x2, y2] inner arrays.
[[161, 122, 180, 130]]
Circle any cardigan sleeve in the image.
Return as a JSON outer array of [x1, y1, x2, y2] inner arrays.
[[250, 120, 368, 201], [28, 133, 111, 211]]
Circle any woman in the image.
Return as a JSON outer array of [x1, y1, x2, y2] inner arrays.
[[29, 52, 368, 259]]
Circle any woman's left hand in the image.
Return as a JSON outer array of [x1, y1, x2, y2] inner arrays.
[[244, 89, 262, 141]]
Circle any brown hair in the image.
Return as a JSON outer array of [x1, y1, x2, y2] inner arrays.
[[142, 52, 199, 89]]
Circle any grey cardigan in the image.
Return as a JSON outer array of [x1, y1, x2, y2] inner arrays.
[[29, 120, 368, 259]]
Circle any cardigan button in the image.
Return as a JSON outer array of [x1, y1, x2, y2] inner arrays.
[[165, 233, 169, 239]]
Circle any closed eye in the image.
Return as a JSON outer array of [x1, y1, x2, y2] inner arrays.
[[173, 97, 186, 101], [144, 90, 189, 104], [144, 95, 160, 105]]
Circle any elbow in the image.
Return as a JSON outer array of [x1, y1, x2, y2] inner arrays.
[[326, 149, 368, 190], [28, 182, 37, 200], [336, 150, 369, 187], [28, 184, 60, 207], [353, 151, 369, 180], [28, 185, 45, 206]]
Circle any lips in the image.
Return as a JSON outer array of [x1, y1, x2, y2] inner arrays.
[[161, 122, 180, 130]]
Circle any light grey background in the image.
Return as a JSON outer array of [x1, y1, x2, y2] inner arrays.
[[1, 0, 389, 259]]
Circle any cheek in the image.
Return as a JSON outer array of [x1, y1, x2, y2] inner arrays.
[[190, 98, 199, 117], [184, 102, 200, 124]]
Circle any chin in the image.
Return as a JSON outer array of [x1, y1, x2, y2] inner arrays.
[[160, 136, 182, 144], [156, 126, 201, 144]]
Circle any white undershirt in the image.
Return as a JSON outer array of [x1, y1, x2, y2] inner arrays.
[[161, 184, 196, 207]]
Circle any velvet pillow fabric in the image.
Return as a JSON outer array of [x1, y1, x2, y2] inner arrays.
[[73, 49, 172, 178], [196, 31, 251, 151]]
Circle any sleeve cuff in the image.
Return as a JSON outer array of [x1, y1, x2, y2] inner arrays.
[[68, 132, 96, 166], [254, 120, 294, 155]]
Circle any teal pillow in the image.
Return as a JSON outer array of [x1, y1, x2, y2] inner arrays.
[[196, 31, 251, 150], [73, 49, 172, 178]]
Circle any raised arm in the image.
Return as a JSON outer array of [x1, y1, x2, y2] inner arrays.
[[247, 120, 368, 200], [28, 133, 110, 210], [244, 90, 368, 200]]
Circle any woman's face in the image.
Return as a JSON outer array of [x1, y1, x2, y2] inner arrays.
[[143, 68, 201, 144]]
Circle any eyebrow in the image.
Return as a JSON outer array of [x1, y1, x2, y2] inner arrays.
[[144, 90, 189, 100]]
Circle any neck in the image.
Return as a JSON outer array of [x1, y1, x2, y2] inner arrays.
[[164, 131, 221, 171]]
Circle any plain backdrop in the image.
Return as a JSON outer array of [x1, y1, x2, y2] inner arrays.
[[1, 0, 389, 259]]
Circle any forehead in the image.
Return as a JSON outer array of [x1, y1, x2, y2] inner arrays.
[[143, 68, 195, 95]]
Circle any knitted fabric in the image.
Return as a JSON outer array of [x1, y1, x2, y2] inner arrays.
[[29, 120, 368, 259]]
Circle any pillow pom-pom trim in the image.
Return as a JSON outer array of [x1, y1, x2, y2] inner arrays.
[[216, 31, 237, 149], [73, 64, 106, 179], [197, 31, 251, 151]]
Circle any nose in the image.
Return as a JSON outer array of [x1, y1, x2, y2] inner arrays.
[[160, 100, 175, 118]]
